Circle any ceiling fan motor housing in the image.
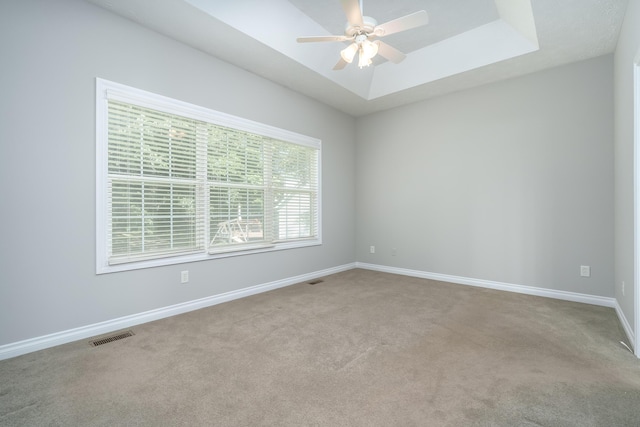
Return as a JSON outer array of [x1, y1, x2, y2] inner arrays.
[[345, 16, 377, 37]]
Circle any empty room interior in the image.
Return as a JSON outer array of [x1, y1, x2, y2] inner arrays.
[[2, 0, 640, 425]]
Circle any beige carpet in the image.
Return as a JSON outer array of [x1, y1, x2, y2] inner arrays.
[[1, 269, 639, 426]]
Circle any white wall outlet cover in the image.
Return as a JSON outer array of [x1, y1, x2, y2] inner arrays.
[[580, 266, 591, 277]]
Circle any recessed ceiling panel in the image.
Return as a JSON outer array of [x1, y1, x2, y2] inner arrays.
[[185, 0, 538, 100], [288, 0, 500, 54]]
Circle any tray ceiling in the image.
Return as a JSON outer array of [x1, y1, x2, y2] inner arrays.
[[87, 0, 628, 116]]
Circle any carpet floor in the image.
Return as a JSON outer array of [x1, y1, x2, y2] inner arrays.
[[1, 268, 639, 426]]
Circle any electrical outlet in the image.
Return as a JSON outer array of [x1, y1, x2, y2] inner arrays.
[[622, 281, 625, 296], [370, 246, 375, 254], [580, 265, 590, 277], [181, 270, 189, 283], [391, 248, 397, 256]]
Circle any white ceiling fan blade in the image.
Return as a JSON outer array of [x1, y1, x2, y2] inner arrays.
[[297, 35, 350, 43], [375, 10, 428, 37], [376, 41, 406, 64], [333, 57, 349, 70], [340, 0, 364, 28]]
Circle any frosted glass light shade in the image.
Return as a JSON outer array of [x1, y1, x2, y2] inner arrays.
[[358, 40, 379, 68], [340, 43, 358, 63]]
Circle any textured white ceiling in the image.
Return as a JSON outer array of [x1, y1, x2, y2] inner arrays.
[[86, 0, 629, 117]]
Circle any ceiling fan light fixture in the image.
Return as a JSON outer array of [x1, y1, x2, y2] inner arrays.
[[357, 39, 378, 68], [365, 39, 379, 58], [296, 1, 428, 71], [340, 42, 358, 63], [358, 55, 372, 68]]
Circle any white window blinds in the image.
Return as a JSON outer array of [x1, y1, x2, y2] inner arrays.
[[107, 101, 206, 263], [96, 79, 321, 273]]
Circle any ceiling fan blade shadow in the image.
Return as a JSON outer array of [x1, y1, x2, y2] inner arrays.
[[376, 41, 406, 64], [333, 57, 348, 70], [340, 0, 364, 28], [297, 35, 350, 43], [375, 10, 428, 37]]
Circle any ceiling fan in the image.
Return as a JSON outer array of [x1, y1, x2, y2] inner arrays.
[[296, 0, 428, 70]]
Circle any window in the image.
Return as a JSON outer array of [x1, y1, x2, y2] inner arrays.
[[96, 79, 321, 273]]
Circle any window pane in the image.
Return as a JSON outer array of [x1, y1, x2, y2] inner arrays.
[[209, 186, 265, 246], [208, 127, 263, 185], [271, 140, 315, 190], [110, 181, 142, 255], [110, 180, 199, 258], [108, 101, 198, 180], [274, 191, 314, 240]]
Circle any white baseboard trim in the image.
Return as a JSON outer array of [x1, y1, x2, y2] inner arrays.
[[355, 262, 617, 308], [2, 262, 629, 361], [0, 263, 356, 361], [614, 300, 636, 352]]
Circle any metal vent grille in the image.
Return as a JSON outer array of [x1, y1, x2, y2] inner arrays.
[[89, 330, 135, 347], [308, 279, 324, 285]]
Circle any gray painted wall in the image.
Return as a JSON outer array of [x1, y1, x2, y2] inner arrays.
[[614, 0, 640, 339], [0, 0, 356, 346], [356, 56, 614, 297]]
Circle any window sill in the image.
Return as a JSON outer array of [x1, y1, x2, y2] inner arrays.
[[96, 239, 321, 274]]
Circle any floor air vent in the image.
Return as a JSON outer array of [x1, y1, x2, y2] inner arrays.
[[308, 279, 324, 285], [89, 330, 135, 347]]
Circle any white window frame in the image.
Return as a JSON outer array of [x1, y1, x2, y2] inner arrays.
[[96, 78, 322, 274]]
